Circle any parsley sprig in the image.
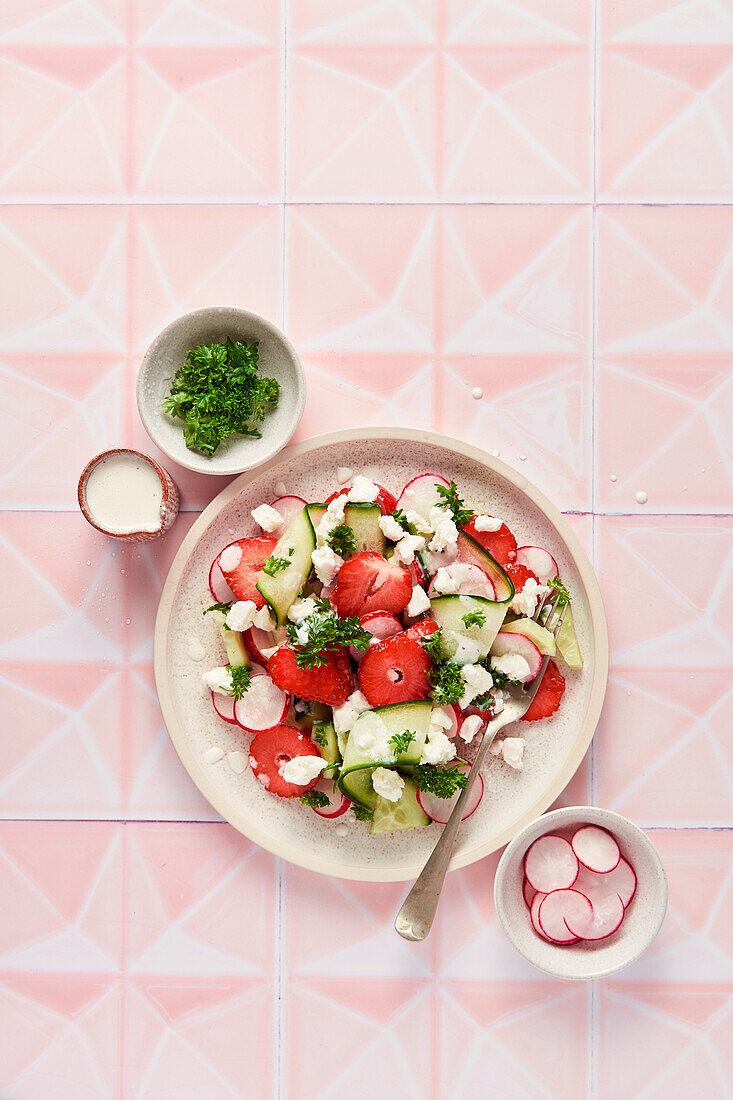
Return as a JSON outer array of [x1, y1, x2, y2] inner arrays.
[[421, 629, 465, 706], [327, 525, 356, 558], [351, 804, 374, 822], [547, 576, 571, 607], [390, 509, 411, 531], [435, 480, 473, 527], [163, 337, 279, 457], [229, 665, 252, 700], [300, 789, 330, 809], [462, 608, 487, 629], [389, 730, 416, 755], [262, 553, 292, 577], [286, 598, 372, 669], [414, 763, 467, 799], [204, 601, 233, 617]]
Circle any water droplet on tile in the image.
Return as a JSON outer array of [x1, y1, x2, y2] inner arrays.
[[125, 618, 131, 625], [635, 491, 648, 504], [682, 485, 688, 492], [610, 474, 618, 483], [519, 454, 527, 461], [471, 387, 483, 400], [492, 449, 500, 457]]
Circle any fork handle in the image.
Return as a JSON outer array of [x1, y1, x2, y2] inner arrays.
[[394, 719, 505, 941]]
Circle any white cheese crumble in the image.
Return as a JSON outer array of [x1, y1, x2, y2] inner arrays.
[[251, 503, 284, 532], [287, 596, 317, 622], [428, 506, 459, 553], [502, 738, 525, 770], [314, 493, 347, 547], [433, 567, 458, 594], [332, 690, 371, 735], [225, 600, 257, 632], [280, 755, 326, 785], [510, 577, 549, 618], [491, 653, 531, 682], [311, 545, 343, 586], [421, 731, 455, 765], [406, 585, 431, 617], [460, 662, 494, 707], [372, 767, 405, 803], [491, 690, 505, 715], [450, 633, 483, 666], [347, 475, 380, 503], [473, 514, 502, 532], [393, 533, 425, 565], [405, 509, 432, 535], [202, 666, 233, 696], [460, 713, 484, 744], [252, 606, 276, 630], [379, 514, 405, 541], [430, 708, 452, 734], [218, 544, 242, 572]]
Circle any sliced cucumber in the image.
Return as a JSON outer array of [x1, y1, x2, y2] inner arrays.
[[341, 701, 432, 772], [339, 764, 377, 810], [455, 530, 514, 603], [210, 611, 250, 668], [306, 502, 327, 531], [430, 594, 506, 660], [344, 503, 385, 555], [555, 603, 583, 669], [256, 507, 316, 627], [501, 616, 556, 656], [371, 780, 430, 834], [312, 720, 340, 770]]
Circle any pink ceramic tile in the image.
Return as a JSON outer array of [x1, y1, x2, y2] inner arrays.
[[438, 981, 589, 1097], [596, 516, 732, 669], [599, 1, 733, 199], [596, 668, 732, 826], [130, 2, 281, 199], [0, 3, 127, 199]]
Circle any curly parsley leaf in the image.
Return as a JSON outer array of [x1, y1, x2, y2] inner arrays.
[[421, 629, 465, 706], [163, 337, 279, 457], [462, 608, 486, 629], [300, 789, 330, 809], [204, 601, 233, 617], [388, 730, 416, 755], [479, 658, 520, 690], [547, 576, 571, 607], [351, 803, 374, 822], [229, 664, 252, 701], [414, 763, 467, 799], [286, 598, 372, 669], [434, 480, 473, 527], [327, 524, 356, 558], [390, 509, 411, 531], [262, 554, 291, 577]]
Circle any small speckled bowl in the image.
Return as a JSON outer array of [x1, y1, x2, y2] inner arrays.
[[136, 306, 306, 476], [78, 448, 179, 542], [494, 806, 667, 980]]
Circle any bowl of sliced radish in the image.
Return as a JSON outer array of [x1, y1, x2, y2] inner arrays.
[[494, 806, 667, 980]]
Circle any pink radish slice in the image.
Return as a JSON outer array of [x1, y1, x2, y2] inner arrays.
[[234, 675, 290, 732], [427, 562, 497, 600], [209, 557, 234, 602], [575, 858, 637, 910], [408, 558, 426, 587], [538, 890, 589, 944], [490, 631, 542, 682], [349, 611, 402, 661], [565, 890, 625, 941], [530, 892, 550, 940], [524, 834, 579, 893], [244, 626, 286, 665], [431, 703, 461, 740], [267, 496, 307, 535], [416, 764, 483, 824], [396, 473, 451, 523], [523, 877, 536, 908], [211, 691, 237, 724], [310, 777, 349, 819], [572, 825, 620, 873], [515, 546, 559, 584]]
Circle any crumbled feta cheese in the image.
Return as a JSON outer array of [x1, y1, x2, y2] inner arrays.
[[332, 690, 371, 735], [311, 545, 343, 586], [379, 514, 405, 541], [421, 731, 455, 765], [460, 662, 494, 707], [350, 711, 394, 760], [491, 690, 505, 715], [428, 507, 459, 552], [430, 708, 453, 734], [450, 633, 483, 665], [433, 567, 458, 594], [393, 533, 425, 565], [347, 475, 379, 503], [491, 653, 531, 682], [202, 666, 234, 696], [314, 494, 347, 547], [502, 738, 525, 770], [337, 466, 353, 484], [510, 577, 549, 618], [293, 621, 309, 646], [287, 596, 317, 622], [405, 509, 433, 535], [460, 713, 484, 744], [225, 600, 257, 632], [218, 544, 242, 572], [372, 767, 405, 803], [279, 755, 326, 785], [252, 606, 276, 630], [473, 514, 502, 533], [406, 585, 431, 617], [251, 503, 284, 532]]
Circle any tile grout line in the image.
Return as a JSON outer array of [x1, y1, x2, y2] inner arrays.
[[2, 197, 733, 207], [590, 4, 600, 1094]]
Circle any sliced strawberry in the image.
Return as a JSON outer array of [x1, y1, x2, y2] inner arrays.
[[358, 633, 432, 706], [249, 724, 322, 798], [219, 536, 277, 606], [522, 659, 565, 722], [404, 617, 439, 641], [333, 551, 412, 618], [325, 483, 397, 515], [503, 561, 540, 592], [462, 516, 517, 566], [268, 643, 353, 706]]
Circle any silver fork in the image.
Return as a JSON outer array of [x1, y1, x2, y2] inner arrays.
[[395, 589, 567, 942]]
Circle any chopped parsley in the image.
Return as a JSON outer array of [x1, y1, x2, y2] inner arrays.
[[421, 629, 465, 706], [163, 337, 279, 457], [262, 554, 291, 577], [388, 730, 416, 755], [548, 576, 571, 607], [390, 508, 410, 531], [312, 727, 329, 748], [462, 608, 487, 629], [351, 803, 374, 822], [327, 524, 356, 557], [481, 660, 520, 690], [286, 598, 372, 669], [434, 480, 473, 527], [300, 789, 330, 810], [229, 664, 252, 700], [204, 600, 233, 618], [414, 763, 468, 799]]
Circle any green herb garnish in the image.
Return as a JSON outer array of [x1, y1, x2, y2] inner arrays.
[[421, 629, 465, 705], [391, 508, 410, 531], [163, 337, 279, 457], [435, 480, 473, 526], [480, 659, 520, 690], [262, 554, 291, 577], [462, 608, 487, 629], [351, 804, 374, 822], [229, 664, 252, 700], [388, 730, 416, 754], [327, 525, 356, 558], [286, 598, 372, 669], [414, 764, 467, 799], [300, 789, 330, 809], [204, 601, 233, 617], [548, 576, 571, 607], [312, 728, 328, 748]]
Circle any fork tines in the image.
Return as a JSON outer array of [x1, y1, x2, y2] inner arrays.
[[534, 588, 567, 637]]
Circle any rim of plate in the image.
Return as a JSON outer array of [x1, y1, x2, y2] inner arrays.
[[154, 427, 609, 881]]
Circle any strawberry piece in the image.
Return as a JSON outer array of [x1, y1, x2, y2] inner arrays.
[[503, 561, 540, 593], [325, 484, 397, 515], [522, 659, 565, 722], [333, 551, 412, 618], [268, 644, 353, 706], [219, 536, 277, 607], [404, 617, 439, 642], [463, 516, 517, 566], [358, 633, 432, 706], [248, 724, 323, 798]]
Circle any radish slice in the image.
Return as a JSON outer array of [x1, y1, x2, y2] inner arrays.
[[530, 892, 550, 939], [524, 835, 579, 893], [349, 611, 402, 661], [234, 675, 290, 732], [268, 496, 307, 535], [209, 557, 234, 603], [211, 691, 237, 724], [416, 764, 483, 824], [408, 558, 426, 587], [490, 631, 542, 682], [575, 858, 637, 910], [431, 703, 461, 741], [523, 877, 536, 908], [515, 546, 559, 584], [565, 891, 625, 941], [244, 626, 286, 665], [427, 562, 497, 600], [309, 776, 349, 819], [538, 890, 589, 944], [396, 473, 450, 523], [572, 825, 621, 874]]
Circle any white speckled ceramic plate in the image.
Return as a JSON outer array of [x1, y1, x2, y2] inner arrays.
[[154, 429, 608, 881]]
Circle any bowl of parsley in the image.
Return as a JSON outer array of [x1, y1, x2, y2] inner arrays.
[[137, 306, 306, 476]]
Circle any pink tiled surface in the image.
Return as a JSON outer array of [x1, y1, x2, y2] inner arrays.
[[1, 0, 732, 1096]]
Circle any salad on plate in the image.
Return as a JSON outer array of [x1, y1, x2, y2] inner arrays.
[[201, 472, 583, 834]]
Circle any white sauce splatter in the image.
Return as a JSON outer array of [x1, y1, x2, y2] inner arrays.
[[227, 751, 246, 774], [187, 636, 206, 661], [204, 746, 225, 764]]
